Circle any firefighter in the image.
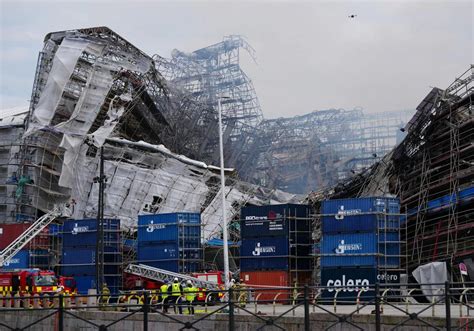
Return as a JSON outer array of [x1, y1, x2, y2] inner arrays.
[[230, 279, 239, 303], [100, 283, 110, 307], [238, 279, 247, 308], [160, 282, 170, 313], [168, 278, 183, 314], [183, 280, 197, 314]]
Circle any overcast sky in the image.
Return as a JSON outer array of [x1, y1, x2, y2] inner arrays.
[[0, 0, 472, 118]]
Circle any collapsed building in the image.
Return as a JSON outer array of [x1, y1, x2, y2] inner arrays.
[[154, 36, 412, 194], [0, 27, 298, 245], [0, 26, 431, 274], [311, 66, 474, 277]]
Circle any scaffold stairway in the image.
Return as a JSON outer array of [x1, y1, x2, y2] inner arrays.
[[0, 205, 70, 266], [124, 264, 220, 290]]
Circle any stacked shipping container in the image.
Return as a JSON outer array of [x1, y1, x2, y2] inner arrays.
[[240, 204, 313, 301], [60, 219, 122, 294], [137, 213, 202, 273], [320, 197, 402, 301], [0, 223, 50, 270]]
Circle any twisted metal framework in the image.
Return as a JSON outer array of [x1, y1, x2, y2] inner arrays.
[[240, 109, 411, 194], [155, 36, 263, 167], [156, 37, 411, 193], [325, 66, 474, 274]]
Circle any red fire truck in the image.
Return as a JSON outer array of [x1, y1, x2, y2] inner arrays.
[[59, 276, 77, 294], [0, 269, 58, 295], [123, 269, 225, 304], [192, 271, 225, 303]]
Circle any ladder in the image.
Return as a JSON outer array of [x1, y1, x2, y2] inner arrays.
[[124, 264, 220, 290], [0, 205, 70, 266]]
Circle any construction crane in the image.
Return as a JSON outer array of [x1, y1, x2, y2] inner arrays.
[[0, 204, 71, 267], [124, 264, 221, 291]]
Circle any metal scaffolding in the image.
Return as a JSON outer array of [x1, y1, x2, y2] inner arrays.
[[318, 66, 474, 276]]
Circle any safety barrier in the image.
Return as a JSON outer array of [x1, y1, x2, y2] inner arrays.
[[0, 282, 472, 331], [460, 287, 474, 317]]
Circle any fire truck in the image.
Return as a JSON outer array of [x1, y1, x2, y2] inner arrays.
[[124, 264, 226, 304], [192, 271, 225, 303], [0, 269, 58, 295], [59, 276, 77, 294]]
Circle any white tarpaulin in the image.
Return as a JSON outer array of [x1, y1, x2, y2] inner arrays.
[[412, 261, 448, 300]]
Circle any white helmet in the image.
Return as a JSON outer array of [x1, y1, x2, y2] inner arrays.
[[231, 279, 235, 283], [186, 280, 192, 285], [174, 277, 179, 282]]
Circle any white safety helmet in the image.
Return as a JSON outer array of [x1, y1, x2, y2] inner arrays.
[[174, 277, 179, 282], [186, 280, 192, 285]]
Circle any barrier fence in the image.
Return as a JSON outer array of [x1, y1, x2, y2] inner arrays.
[[0, 282, 473, 330]]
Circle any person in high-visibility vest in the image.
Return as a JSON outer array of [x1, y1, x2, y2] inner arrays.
[[160, 282, 170, 313], [183, 280, 197, 314], [168, 278, 183, 314]]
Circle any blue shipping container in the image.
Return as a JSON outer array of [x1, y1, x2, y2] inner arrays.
[[321, 233, 377, 267], [138, 243, 179, 260], [61, 265, 120, 277], [1, 250, 29, 269], [61, 246, 121, 275], [321, 267, 376, 301], [240, 237, 290, 271], [321, 267, 401, 301], [138, 243, 202, 262], [61, 219, 120, 247], [74, 275, 96, 294], [140, 260, 201, 273], [138, 213, 201, 243], [73, 275, 121, 295], [240, 204, 311, 238], [322, 197, 400, 234]]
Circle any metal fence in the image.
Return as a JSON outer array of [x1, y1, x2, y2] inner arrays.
[[0, 282, 473, 330]]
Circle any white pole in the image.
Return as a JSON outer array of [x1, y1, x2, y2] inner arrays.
[[217, 97, 230, 289]]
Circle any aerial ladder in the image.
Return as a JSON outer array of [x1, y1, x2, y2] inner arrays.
[[124, 264, 221, 291], [0, 204, 71, 267]]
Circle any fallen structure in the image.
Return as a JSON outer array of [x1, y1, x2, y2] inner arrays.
[[311, 66, 474, 276], [2, 27, 298, 242], [156, 38, 412, 194]]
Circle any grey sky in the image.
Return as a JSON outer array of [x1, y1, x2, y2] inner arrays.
[[0, 0, 472, 118]]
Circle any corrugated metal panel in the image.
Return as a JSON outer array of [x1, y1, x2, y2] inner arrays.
[[139, 260, 201, 273], [61, 265, 95, 275], [61, 264, 120, 277], [0, 224, 49, 249], [139, 244, 201, 261], [72, 275, 121, 294], [321, 267, 376, 301], [322, 197, 400, 234], [61, 246, 120, 275], [240, 237, 290, 271], [241, 237, 289, 258], [61, 219, 120, 247], [74, 275, 96, 294], [1, 250, 29, 269], [138, 213, 201, 243], [138, 243, 178, 260], [240, 204, 311, 238], [241, 257, 289, 271], [321, 233, 377, 267], [321, 267, 401, 301], [61, 219, 120, 233], [240, 271, 289, 301]]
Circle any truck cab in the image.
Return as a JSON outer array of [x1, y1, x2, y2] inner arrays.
[[192, 271, 225, 303], [0, 269, 58, 294]]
